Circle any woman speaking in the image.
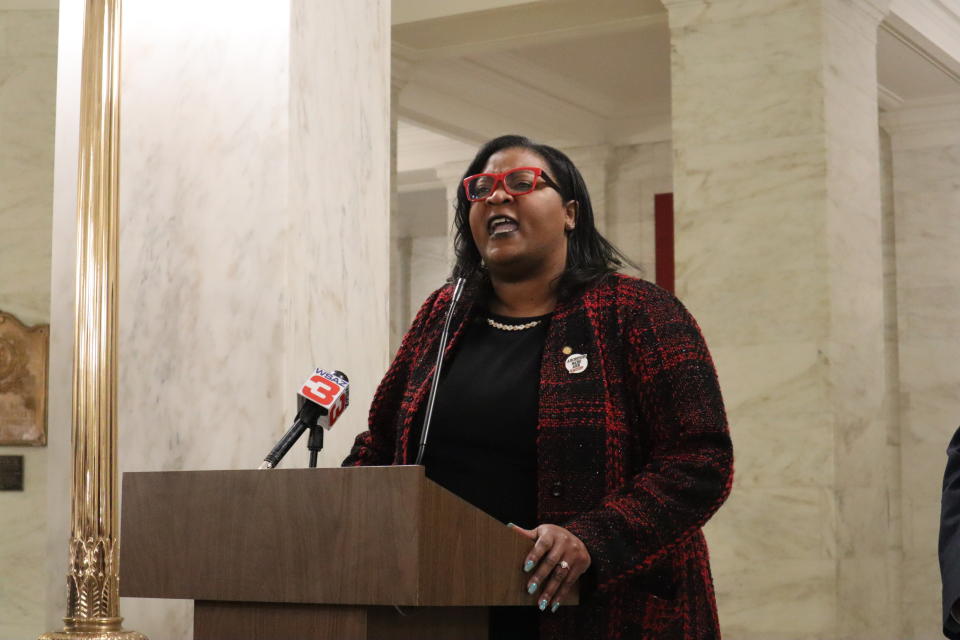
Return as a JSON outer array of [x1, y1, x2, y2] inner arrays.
[[343, 135, 733, 640]]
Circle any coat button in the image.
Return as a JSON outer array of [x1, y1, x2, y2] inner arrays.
[[551, 481, 563, 498]]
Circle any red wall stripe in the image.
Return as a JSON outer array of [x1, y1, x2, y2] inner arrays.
[[654, 193, 675, 294]]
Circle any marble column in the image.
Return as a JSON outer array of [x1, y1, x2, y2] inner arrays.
[[45, 2, 390, 638], [882, 98, 960, 639], [662, 0, 895, 637], [878, 123, 904, 640], [287, 0, 391, 468], [564, 144, 611, 234], [390, 48, 415, 351], [604, 141, 673, 278], [436, 160, 468, 268], [390, 162, 463, 349]]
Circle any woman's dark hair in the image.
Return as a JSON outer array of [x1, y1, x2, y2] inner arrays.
[[451, 134, 637, 299]]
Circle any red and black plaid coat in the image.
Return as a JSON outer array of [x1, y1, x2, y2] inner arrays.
[[343, 273, 733, 639]]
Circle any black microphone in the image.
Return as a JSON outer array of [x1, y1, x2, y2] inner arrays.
[[415, 278, 466, 466], [258, 369, 350, 469]]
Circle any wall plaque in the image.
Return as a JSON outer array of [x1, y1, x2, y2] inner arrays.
[[0, 455, 24, 490], [0, 311, 48, 446]]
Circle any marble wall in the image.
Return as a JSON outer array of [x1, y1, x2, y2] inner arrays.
[[0, 5, 56, 325], [664, 0, 894, 637], [887, 113, 960, 638], [879, 124, 906, 636], [408, 235, 448, 323], [0, 4, 57, 639], [605, 140, 672, 279], [391, 187, 448, 349], [29, 1, 958, 638], [43, 1, 389, 638]]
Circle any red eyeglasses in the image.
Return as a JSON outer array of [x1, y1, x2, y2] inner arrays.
[[462, 167, 561, 202]]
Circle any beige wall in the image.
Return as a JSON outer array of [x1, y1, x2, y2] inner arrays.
[[0, 5, 57, 639]]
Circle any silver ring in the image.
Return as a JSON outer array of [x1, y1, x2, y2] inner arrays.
[[559, 560, 570, 570]]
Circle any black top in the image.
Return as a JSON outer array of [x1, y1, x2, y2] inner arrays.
[[410, 309, 550, 640]]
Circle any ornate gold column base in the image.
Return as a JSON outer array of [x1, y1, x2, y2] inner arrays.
[[39, 632, 147, 640], [39, 617, 147, 640]]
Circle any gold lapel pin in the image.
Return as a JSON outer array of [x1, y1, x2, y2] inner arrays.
[[562, 346, 572, 355]]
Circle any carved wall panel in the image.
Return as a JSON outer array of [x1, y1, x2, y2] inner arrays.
[[0, 310, 48, 446]]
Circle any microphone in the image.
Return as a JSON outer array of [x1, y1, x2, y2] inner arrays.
[[415, 278, 465, 466], [258, 369, 349, 469]]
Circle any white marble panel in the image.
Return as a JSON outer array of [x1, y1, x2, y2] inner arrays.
[[726, 409, 834, 489], [710, 558, 835, 639], [667, 0, 892, 635], [119, 2, 291, 636], [286, 0, 390, 470], [681, 255, 830, 347], [707, 489, 837, 637], [409, 235, 448, 314], [389, 236, 410, 353], [666, 0, 818, 28], [0, 53, 56, 116], [0, 108, 54, 325], [901, 480, 949, 635], [117, 0, 290, 471], [818, 9, 887, 554], [707, 487, 836, 565], [0, 446, 47, 639], [879, 132, 902, 623], [44, 0, 390, 637], [891, 132, 960, 637], [0, 7, 56, 636], [902, 546, 946, 639], [0, 0, 57, 9], [605, 220, 647, 276], [0, 8, 57, 56], [605, 141, 671, 279], [564, 145, 610, 232], [0, 10, 56, 327], [710, 340, 829, 418]]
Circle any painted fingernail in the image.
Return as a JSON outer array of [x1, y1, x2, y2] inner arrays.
[[507, 522, 516, 529], [523, 560, 535, 573], [527, 582, 538, 595], [539, 599, 548, 611], [551, 601, 560, 613]]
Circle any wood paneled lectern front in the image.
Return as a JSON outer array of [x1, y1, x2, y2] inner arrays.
[[119, 465, 576, 639]]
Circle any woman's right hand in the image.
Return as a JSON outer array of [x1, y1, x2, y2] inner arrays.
[[508, 523, 592, 613]]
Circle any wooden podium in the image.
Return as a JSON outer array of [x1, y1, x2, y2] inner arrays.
[[119, 465, 574, 639]]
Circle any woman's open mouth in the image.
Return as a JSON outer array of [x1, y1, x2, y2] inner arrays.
[[488, 215, 519, 238]]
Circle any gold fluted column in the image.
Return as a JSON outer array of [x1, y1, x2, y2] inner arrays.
[[40, 0, 145, 639]]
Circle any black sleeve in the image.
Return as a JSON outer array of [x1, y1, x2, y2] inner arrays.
[[940, 425, 960, 639]]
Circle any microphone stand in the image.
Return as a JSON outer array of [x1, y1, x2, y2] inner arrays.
[[415, 277, 466, 466], [307, 426, 323, 468]]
